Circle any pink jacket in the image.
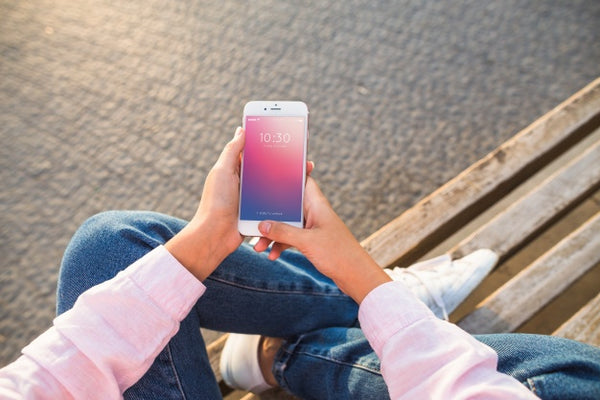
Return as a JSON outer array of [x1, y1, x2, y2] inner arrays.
[[0, 246, 537, 399]]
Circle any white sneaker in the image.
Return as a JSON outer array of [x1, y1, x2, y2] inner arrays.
[[385, 249, 498, 320], [220, 333, 274, 393]]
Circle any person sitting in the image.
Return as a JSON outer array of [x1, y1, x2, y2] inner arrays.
[[1, 127, 598, 399]]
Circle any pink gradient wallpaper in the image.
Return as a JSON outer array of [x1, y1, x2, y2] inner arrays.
[[240, 115, 306, 222]]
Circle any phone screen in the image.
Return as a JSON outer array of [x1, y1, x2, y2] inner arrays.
[[240, 115, 306, 222]]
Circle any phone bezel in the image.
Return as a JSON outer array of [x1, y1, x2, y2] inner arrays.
[[238, 101, 309, 237]]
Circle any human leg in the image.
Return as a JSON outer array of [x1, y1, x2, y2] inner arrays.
[[477, 334, 600, 400], [58, 211, 358, 332], [57, 210, 188, 313], [264, 330, 600, 400], [57, 210, 221, 399], [200, 246, 358, 336], [57, 210, 358, 399], [220, 250, 501, 396], [273, 328, 388, 400]]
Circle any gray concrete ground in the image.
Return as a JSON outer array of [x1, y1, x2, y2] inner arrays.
[[1, 0, 599, 372]]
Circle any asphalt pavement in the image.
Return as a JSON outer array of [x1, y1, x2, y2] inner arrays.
[[1, 0, 599, 369]]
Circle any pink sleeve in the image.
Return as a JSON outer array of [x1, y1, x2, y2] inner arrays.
[[0, 246, 206, 400], [358, 281, 539, 399]]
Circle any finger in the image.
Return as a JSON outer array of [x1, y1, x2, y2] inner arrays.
[[268, 244, 282, 260], [253, 237, 272, 253], [268, 242, 288, 260], [305, 176, 325, 197], [216, 127, 245, 169], [270, 242, 292, 259], [303, 176, 328, 212], [306, 161, 315, 176], [258, 220, 306, 249], [278, 243, 292, 253]]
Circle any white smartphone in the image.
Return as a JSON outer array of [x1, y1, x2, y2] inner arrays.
[[238, 101, 309, 237]]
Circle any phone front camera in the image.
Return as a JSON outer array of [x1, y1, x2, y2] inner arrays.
[[264, 108, 267, 110]]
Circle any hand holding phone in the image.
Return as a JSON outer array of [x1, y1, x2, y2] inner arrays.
[[255, 176, 392, 304], [166, 127, 246, 280], [238, 101, 309, 237]]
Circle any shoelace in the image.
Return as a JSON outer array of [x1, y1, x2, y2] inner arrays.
[[402, 269, 449, 320]]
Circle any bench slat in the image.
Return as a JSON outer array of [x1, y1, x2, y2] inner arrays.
[[361, 78, 600, 268], [450, 138, 600, 260], [207, 334, 228, 383], [553, 292, 600, 347], [458, 212, 600, 334]]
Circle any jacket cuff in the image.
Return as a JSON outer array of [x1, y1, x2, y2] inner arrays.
[[122, 245, 206, 321], [358, 281, 435, 356]]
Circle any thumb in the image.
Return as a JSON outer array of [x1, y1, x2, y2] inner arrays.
[[215, 127, 245, 170], [258, 220, 306, 249]]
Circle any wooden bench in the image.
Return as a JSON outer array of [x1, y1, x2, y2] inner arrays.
[[215, 77, 600, 399]]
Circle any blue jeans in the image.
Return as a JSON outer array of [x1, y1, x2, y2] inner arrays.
[[56, 211, 600, 400]]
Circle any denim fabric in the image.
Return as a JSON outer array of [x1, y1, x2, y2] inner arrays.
[[56, 211, 600, 399], [274, 329, 600, 400], [477, 334, 600, 400], [57, 211, 357, 399], [274, 327, 389, 399]]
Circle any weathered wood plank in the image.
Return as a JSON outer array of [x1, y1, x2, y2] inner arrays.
[[207, 333, 228, 383], [450, 139, 600, 260], [361, 78, 600, 269], [553, 292, 600, 347], [458, 212, 600, 334]]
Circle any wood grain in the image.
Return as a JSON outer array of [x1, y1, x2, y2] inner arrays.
[[458, 213, 600, 334], [361, 78, 600, 268]]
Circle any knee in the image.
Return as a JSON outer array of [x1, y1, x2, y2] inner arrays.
[[66, 210, 177, 254], [57, 211, 148, 313], [57, 210, 186, 313], [67, 211, 136, 257]]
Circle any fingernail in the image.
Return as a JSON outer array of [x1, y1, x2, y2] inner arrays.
[[235, 126, 243, 137], [260, 221, 272, 234]]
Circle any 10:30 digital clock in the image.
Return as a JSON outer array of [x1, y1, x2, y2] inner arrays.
[[259, 132, 291, 144]]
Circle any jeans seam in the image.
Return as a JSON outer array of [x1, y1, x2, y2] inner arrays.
[[280, 347, 382, 375], [165, 342, 187, 400], [526, 377, 538, 396], [206, 276, 347, 297]]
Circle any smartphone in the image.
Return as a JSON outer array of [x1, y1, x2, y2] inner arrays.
[[238, 101, 309, 237]]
